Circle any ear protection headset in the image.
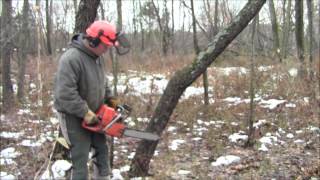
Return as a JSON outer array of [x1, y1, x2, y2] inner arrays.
[[89, 30, 104, 48]]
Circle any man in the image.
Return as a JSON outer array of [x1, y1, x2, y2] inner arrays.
[[54, 20, 129, 179]]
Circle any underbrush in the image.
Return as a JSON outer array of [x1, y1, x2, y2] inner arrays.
[[1, 52, 319, 179]]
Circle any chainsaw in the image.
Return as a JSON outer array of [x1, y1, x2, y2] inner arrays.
[[82, 104, 159, 141]]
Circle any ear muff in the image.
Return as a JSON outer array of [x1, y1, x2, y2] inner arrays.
[[89, 30, 104, 48]]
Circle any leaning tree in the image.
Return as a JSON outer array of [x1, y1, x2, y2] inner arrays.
[[128, 0, 267, 177]]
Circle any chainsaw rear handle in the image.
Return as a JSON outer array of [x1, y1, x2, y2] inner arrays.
[[82, 104, 131, 137]]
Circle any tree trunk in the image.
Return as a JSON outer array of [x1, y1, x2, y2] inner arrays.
[[203, 0, 215, 41], [214, 0, 219, 36], [46, 0, 52, 55], [73, 0, 78, 15], [268, 0, 281, 62], [1, 0, 14, 113], [100, 2, 105, 20], [171, 0, 175, 54], [128, 0, 266, 177], [306, 0, 317, 119], [132, 0, 137, 40], [138, 0, 145, 51], [151, 0, 169, 56], [295, 0, 306, 77], [109, 0, 123, 168], [191, 0, 209, 105], [281, 0, 292, 59], [246, 16, 257, 147], [74, 0, 100, 33], [17, 0, 30, 102], [307, 0, 314, 78]]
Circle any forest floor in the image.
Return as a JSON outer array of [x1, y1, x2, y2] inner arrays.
[[1, 55, 319, 179]]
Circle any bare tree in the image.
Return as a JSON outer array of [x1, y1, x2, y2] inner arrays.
[[108, 0, 123, 169], [150, 0, 170, 56], [74, 0, 100, 33], [281, 0, 292, 59], [1, 0, 14, 113], [128, 0, 267, 177], [246, 15, 258, 147], [190, 0, 209, 105], [295, 0, 306, 77], [17, 0, 30, 102], [268, 0, 281, 62], [99, 2, 105, 20], [307, 0, 314, 79], [138, 0, 145, 51], [73, 0, 78, 15], [171, 0, 175, 54], [46, 0, 52, 55]]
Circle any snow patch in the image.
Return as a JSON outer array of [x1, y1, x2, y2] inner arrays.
[[120, 165, 130, 172], [20, 139, 43, 147], [167, 126, 177, 132], [294, 139, 305, 144], [228, 132, 248, 142], [258, 143, 269, 152], [111, 169, 124, 180], [169, 139, 185, 151], [211, 155, 241, 166], [40, 160, 72, 179], [0, 132, 24, 139], [128, 152, 135, 159], [259, 135, 278, 145], [0, 172, 15, 180], [288, 68, 298, 77], [259, 99, 286, 110], [178, 170, 191, 175], [286, 133, 294, 139], [0, 147, 21, 159], [253, 119, 267, 128]]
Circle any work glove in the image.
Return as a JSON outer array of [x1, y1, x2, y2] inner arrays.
[[104, 97, 120, 109], [84, 110, 100, 126]]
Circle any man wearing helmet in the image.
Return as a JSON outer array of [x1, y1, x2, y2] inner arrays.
[[54, 20, 129, 180]]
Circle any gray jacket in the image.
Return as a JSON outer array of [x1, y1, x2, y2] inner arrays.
[[54, 34, 112, 118]]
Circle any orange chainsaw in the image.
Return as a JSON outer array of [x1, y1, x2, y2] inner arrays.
[[82, 104, 159, 141]]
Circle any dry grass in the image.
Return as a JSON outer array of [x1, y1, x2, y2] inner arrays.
[[1, 51, 319, 179]]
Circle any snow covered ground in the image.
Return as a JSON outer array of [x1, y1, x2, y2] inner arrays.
[[1, 66, 319, 179]]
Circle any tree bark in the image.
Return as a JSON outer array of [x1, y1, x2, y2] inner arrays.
[[1, 0, 14, 113], [46, 0, 52, 55], [17, 0, 30, 102], [151, 0, 169, 56], [99, 2, 105, 20], [246, 16, 257, 147], [109, 0, 123, 168], [74, 0, 100, 33], [128, 0, 267, 177], [295, 0, 306, 77], [268, 0, 281, 62], [73, 0, 78, 15], [281, 0, 292, 59], [171, 0, 175, 54], [203, 0, 215, 41], [307, 0, 314, 77], [191, 0, 209, 105], [138, 0, 145, 51]]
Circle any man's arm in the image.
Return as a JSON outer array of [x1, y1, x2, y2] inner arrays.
[[54, 57, 88, 118]]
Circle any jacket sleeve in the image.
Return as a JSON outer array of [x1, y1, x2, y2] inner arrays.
[[54, 56, 88, 118]]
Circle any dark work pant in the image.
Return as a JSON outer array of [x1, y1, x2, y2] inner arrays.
[[58, 112, 110, 180]]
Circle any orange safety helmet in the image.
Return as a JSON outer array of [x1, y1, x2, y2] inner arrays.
[[86, 20, 131, 55], [86, 20, 117, 47]]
